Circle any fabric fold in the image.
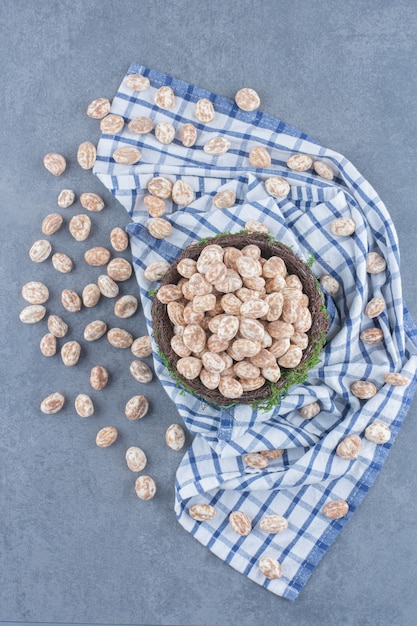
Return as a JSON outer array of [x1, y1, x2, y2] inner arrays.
[[93, 61, 417, 600]]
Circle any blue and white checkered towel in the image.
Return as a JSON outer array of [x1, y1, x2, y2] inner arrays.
[[93, 62, 417, 600]]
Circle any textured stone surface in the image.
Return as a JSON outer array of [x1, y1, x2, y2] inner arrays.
[[1, 0, 417, 624]]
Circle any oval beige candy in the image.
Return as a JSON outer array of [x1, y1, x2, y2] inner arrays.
[[58, 189, 75, 208], [259, 515, 288, 534], [98, 275, 119, 298], [125, 395, 149, 420], [313, 160, 334, 180], [229, 510, 252, 535], [220, 293, 241, 315], [165, 423, 186, 451], [262, 255, 287, 278], [130, 360, 153, 383], [85, 247, 110, 266], [19, 304, 46, 324], [320, 275, 340, 296], [135, 475, 156, 500], [172, 180, 194, 206], [193, 293, 217, 312], [249, 146, 271, 168], [265, 176, 290, 198], [260, 448, 284, 460], [40, 392, 65, 414], [86, 97, 110, 119], [202, 352, 226, 374], [112, 146, 141, 165], [365, 297, 385, 319], [258, 557, 283, 580], [52, 253, 73, 274], [114, 295, 138, 318], [167, 302, 185, 325], [124, 73, 150, 91], [128, 116, 154, 134], [181, 123, 198, 147], [75, 394, 94, 418], [336, 434, 362, 460], [250, 348, 276, 369], [156, 284, 182, 304], [299, 401, 320, 419], [47, 314, 68, 338], [322, 500, 349, 520], [126, 447, 147, 472], [195, 98, 215, 123], [154, 85, 175, 109], [29, 239, 51, 263], [360, 327, 384, 345], [110, 227, 129, 252], [177, 357, 203, 380], [82, 283, 101, 308], [22, 281, 49, 304], [236, 255, 262, 278], [61, 289, 82, 313], [200, 369, 220, 389], [77, 141, 96, 169], [69, 214, 91, 241], [330, 217, 356, 237], [177, 258, 197, 279], [144, 195, 166, 217], [213, 189, 236, 209], [144, 260, 170, 282], [107, 328, 133, 348], [100, 114, 124, 134], [291, 332, 308, 350], [171, 335, 191, 358], [40, 333, 56, 356], [61, 341, 81, 366], [131, 335, 152, 358], [148, 217, 172, 239], [189, 503, 216, 522], [96, 426, 118, 448], [278, 345, 302, 369], [233, 361, 260, 379], [43, 153, 66, 176], [287, 153, 313, 172], [366, 252, 386, 274], [90, 365, 109, 390], [262, 364, 281, 383], [245, 220, 269, 234], [183, 325, 207, 353], [155, 122, 175, 144], [384, 372, 409, 386], [107, 258, 132, 281], [365, 421, 391, 444], [217, 315, 239, 341], [235, 88, 260, 111], [42, 213, 63, 236], [84, 320, 107, 341], [218, 376, 243, 399], [80, 192, 105, 212], [243, 453, 269, 470], [240, 299, 269, 319], [239, 318, 265, 342], [270, 338, 290, 359], [204, 136, 231, 155], [351, 380, 378, 399], [147, 176, 173, 199]]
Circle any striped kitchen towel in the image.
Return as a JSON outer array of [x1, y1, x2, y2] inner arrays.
[[93, 62, 417, 600]]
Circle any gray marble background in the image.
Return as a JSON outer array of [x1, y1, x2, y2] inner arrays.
[[1, 1, 417, 625]]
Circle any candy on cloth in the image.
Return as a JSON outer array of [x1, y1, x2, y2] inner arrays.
[[93, 62, 417, 601]]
